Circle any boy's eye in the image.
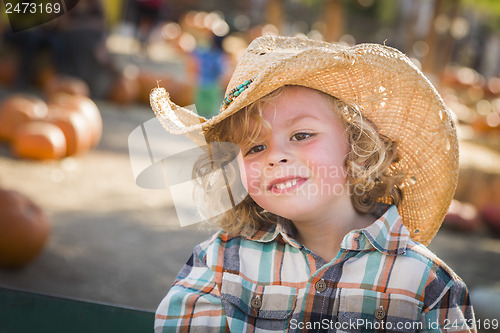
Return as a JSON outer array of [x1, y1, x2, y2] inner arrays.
[[246, 144, 266, 156], [291, 132, 314, 141]]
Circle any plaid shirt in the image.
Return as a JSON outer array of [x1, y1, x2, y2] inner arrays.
[[155, 205, 475, 332]]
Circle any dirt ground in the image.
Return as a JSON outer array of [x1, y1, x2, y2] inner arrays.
[[0, 97, 215, 311], [0, 95, 499, 325]]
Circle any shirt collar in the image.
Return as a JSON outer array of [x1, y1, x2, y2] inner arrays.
[[244, 205, 409, 255], [244, 217, 302, 249], [341, 205, 409, 255]]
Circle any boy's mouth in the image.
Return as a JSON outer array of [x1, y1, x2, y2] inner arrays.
[[268, 177, 308, 194]]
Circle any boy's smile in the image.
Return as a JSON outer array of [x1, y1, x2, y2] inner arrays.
[[268, 176, 308, 194], [238, 86, 352, 224]]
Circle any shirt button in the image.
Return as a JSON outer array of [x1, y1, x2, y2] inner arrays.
[[374, 307, 386, 320], [251, 296, 262, 309], [315, 280, 327, 292]]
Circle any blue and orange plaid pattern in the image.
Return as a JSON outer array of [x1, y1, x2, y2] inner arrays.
[[155, 205, 475, 332]]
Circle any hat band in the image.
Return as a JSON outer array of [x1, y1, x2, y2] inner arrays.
[[221, 77, 256, 109]]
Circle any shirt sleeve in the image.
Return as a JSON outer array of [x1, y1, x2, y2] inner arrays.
[[419, 278, 476, 333], [154, 243, 228, 332]]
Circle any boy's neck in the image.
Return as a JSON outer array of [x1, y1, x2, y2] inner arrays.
[[292, 199, 374, 263]]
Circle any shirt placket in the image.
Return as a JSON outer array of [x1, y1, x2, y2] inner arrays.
[[297, 248, 360, 330]]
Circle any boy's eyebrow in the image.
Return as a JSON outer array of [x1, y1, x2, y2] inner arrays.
[[285, 114, 321, 126]]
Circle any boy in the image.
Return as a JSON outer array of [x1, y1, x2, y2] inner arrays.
[[151, 35, 475, 332]]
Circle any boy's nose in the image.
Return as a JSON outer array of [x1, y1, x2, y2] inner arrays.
[[267, 147, 289, 166], [266, 140, 290, 167], [268, 158, 288, 167]]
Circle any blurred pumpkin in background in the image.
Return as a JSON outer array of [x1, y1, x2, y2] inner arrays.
[[46, 105, 93, 156], [0, 188, 50, 267], [0, 95, 48, 142], [11, 121, 67, 160], [48, 93, 103, 148], [137, 71, 164, 104], [107, 66, 140, 105], [43, 75, 90, 99], [137, 71, 194, 107], [0, 91, 102, 160]]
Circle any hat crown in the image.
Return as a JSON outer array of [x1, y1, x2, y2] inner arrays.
[[225, 36, 349, 97]]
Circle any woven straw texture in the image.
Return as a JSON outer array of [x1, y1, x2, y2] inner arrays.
[[150, 35, 459, 245]]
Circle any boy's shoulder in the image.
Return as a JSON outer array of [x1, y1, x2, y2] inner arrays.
[[405, 237, 461, 282], [391, 237, 468, 306], [403, 238, 471, 310], [194, 224, 292, 268], [360, 205, 463, 286]]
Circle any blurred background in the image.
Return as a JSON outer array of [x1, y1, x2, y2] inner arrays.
[[0, 0, 500, 327]]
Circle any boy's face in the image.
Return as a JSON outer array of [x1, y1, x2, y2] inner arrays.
[[238, 87, 351, 224]]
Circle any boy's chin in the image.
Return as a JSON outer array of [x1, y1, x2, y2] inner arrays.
[[261, 206, 317, 222]]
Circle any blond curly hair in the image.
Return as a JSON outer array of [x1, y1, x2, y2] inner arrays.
[[194, 86, 404, 236]]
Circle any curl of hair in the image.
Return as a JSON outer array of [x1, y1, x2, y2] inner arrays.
[[194, 86, 404, 236], [331, 99, 404, 214]]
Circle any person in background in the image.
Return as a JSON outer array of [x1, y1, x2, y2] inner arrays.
[[192, 32, 228, 118]]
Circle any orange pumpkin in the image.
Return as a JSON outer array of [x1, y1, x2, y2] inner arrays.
[[48, 93, 102, 147], [107, 73, 140, 105], [44, 75, 90, 99], [0, 188, 51, 267], [46, 106, 93, 156], [137, 71, 164, 104], [169, 79, 195, 109], [0, 94, 48, 141], [138, 71, 194, 107], [11, 121, 67, 160]]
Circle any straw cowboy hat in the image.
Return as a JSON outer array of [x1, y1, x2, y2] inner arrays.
[[150, 35, 459, 245]]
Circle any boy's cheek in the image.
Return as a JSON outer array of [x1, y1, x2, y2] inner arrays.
[[243, 177, 262, 196], [307, 158, 349, 183], [248, 180, 263, 196], [238, 161, 262, 188]]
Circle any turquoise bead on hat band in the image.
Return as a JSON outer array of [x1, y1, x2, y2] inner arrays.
[[221, 77, 255, 108]]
